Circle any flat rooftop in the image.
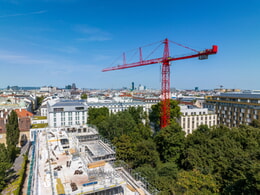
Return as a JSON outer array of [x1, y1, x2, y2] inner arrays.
[[86, 141, 113, 157]]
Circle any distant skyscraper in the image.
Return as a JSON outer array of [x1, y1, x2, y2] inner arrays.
[[65, 85, 72, 89], [195, 87, 199, 91], [131, 82, 134, 91], [72, 83, 76, 90]]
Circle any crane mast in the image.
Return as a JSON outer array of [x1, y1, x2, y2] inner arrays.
[[161, 38, 171, 128], [102, 38, 218, 128]]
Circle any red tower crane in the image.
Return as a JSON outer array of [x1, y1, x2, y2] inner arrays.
[[102, 38, 218, 128]]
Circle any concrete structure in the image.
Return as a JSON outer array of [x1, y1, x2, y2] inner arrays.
[[47, 100, 88, 128], [28, 126, 152, 195], [204, 92, 260, 127], [179, 105, 217, 135]]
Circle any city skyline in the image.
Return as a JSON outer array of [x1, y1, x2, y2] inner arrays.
[[0, 0, 260, 90]]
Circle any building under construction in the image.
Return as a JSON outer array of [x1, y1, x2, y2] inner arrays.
[[28, 125, 151, 195]]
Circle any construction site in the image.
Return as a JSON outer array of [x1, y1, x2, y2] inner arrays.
[[28, 126, 151, 195]]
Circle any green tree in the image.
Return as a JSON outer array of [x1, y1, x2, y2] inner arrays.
[[182, 125, 260, 194], [36, 95, 45, 108], [0, 143, 10, 163], [149, 99, 181, 131], [6, 110, 19, 162], [87, 107, 109, 127], [0, 144, 12, 191], [250, 119, 260, 128], [129, 123, 152, 142], [113, 134, 135, 163], [126, 106, 147, 124], [81, 93, 88, 99], [133, 139, 160, 168], [174, 169, 218, 194], [98, 111, 137, 140], [155, 123, 185, 164], [6, 110, 19, 147]]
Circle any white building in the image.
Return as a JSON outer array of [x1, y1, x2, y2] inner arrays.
[[179, 105, 217, 135], [88, 102, 147, 114], [47, 100, 88, 128]]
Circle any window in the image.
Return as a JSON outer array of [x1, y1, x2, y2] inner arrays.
[[54, 108, 64, 112], [75, 107, 84, 110]]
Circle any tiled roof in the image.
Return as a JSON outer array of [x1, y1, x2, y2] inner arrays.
[[15, 109, 33, 118]]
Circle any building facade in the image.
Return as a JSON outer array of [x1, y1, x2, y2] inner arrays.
[[88, 101, 147, 114], [204, 92, 260, 127], [47, 100, 88, 128], [178, 105, 217, 135]]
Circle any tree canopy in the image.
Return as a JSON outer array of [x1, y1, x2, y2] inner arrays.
[[87, 106, 260, 194], [6, 110, 19, 147], [149, 99, 181, 131], [81, 93, 88, 99]]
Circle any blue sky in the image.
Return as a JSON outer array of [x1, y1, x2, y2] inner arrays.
[[0, 0, 260, 90]]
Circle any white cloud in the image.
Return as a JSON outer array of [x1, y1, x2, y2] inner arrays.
[[0, 50, 99, 74], [0, 52, 51, 65], [74, 25, 112, 42], [76, 36, 112, 42], [56, 46, 79, 54], [0, 10, 47, 18]]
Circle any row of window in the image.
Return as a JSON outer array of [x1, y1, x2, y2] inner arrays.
[[54, 120, 85, 127], [182, 115, 216, 121], [184, 111, 206, 116], [182, 121, 215, 129], [54, 111, 85, 117]]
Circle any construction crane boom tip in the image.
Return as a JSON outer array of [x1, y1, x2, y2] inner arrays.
[[212, 45, 218, 53]]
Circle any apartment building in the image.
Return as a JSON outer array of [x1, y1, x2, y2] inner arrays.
[[204, 92, 260, 127], [47, 100, 88, 128], [179, 105, 217, 135]]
